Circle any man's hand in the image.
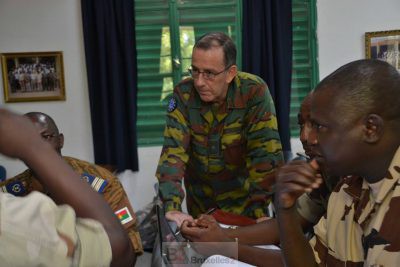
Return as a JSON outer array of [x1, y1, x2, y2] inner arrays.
[[0, 109, 44, 159], [0, 109, 135, 266], [181, 215, 237, 258], [275, 159, 321, 209], [256, 216, 271, 223], [165, 210, 194, 227], [181, 214, 231, 243]]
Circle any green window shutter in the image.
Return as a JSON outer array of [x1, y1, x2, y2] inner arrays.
[[135, 0, 242, 147], [135, 0, 317, 145], [290, 0, 319, 137], [135, 0, 170, 146]]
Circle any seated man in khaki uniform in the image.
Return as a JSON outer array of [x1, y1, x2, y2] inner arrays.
[[0, 111, 143, 255], [0, 108, 135, 266], [180, 92, 337, 266]]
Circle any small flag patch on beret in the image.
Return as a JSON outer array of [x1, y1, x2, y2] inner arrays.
[[115, 207, 133, 225]]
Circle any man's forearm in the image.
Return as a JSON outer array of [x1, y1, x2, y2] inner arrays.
[[225, 219, 280, 245], [24, 142, 135, 266], [238, 244, 284, 267], [226, 214, 312, 246], [26, 143, 118, 221], [277, 207, 317, 267]]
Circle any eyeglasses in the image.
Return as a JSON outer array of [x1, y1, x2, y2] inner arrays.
[[188, 65, 231, 80]]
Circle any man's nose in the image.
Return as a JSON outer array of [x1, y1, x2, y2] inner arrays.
[[308, 127, 318, 145], [194, 74, 206, 87], [300, 128, 307, 143]]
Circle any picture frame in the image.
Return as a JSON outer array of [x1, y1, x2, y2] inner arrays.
[[1, 51, 66, 102], [365, 30, 400, 71]]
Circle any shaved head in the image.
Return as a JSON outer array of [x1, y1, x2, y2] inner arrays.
[[315, 59, 400, 126], [24, 112, 64, 154], [311, 59, 400, 180]]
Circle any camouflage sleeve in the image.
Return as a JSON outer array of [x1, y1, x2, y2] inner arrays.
[[244, 83, 283, 216], [155, 86, 191, 213]]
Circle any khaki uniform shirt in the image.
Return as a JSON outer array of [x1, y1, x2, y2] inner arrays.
[[0, 191, 111, 266], [297, 173, 338, 224], [1, 156, 143, 255], [156, 72, 283, 218], [310, 147, 400, 266]]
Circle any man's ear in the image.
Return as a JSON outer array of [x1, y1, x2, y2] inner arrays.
[[363, 114, 383, 143], [58, 133, 64, 150], [225, 65, 237, 83]]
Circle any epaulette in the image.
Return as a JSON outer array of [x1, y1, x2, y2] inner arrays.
[[80, 173, 108, 193], [1, 180, 26, 196]]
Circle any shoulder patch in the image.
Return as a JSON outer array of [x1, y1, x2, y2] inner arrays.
[[81, 173, 108, 193], [1, 180, 26, 196], [167, 97, 177, 112], [115, 207, 133, 225]]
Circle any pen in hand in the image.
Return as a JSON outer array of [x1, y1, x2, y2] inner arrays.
[[296, 152, 310, 160], [204, 207, 218, 215], [174, 207, 217, 236]]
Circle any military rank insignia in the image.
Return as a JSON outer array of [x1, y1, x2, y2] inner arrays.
[[81, 173, 108, 193], [115, 207, 133, 225], [1, 180, 26, 196], [167, 97, 177, 112]]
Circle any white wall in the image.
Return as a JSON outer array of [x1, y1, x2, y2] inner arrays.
[[290, 0, 400, 163], [317, 0, 400, 79], [119, 147, 161, 211], [0, 0, 94, 177]]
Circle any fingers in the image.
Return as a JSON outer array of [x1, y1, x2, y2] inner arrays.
[[166, 211, 194, 228], [196, 214, 217, 228], [197, 214, 216, 222], [278, 161, 322, 190], [256, 216, 271, 223], [275, 160, 322, 209], [181, 220, 204, 241], [182, 219, 198, 228], [309, 159, 319, 170]]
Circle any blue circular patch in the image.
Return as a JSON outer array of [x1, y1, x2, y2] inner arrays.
[[167, 97, 177, 112]]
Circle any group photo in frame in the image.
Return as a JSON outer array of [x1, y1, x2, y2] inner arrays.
[[365, 29, 400, 71], [1, 51, 65, 102]]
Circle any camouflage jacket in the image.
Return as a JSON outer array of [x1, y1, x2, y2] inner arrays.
[[156, 71, 283, 219], [309, 147, 400, 265], [0, 156, 143, 255]]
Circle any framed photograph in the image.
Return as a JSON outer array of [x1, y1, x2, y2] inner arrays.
[[1, 51, 66, 102], [365, 30, 400, 71]]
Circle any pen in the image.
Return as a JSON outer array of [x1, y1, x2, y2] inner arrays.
[[205, 207, 218, 215], [174, 207, 218, 236], [296, 152, 310, 160]]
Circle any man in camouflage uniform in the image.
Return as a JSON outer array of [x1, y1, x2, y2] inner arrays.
[[180, 91, 341, 266], [275, 59, 400, 266], [0, 112, 143, 256], [156, 32, 283, 226]]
